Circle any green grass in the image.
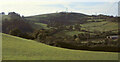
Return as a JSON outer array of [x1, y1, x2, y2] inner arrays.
[[82, 21, 118, 32], [87, 19, 105, 22], [33, 23, 49, 29], [82, 21, 108, 27], [65, 31, 85, 36], [2, 34, 118, 60], [31, 22, 49, 30]]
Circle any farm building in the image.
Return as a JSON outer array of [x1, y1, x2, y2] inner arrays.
[[107, 35, 118, 40]]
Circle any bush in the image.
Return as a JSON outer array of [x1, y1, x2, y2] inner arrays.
[[9, 28, 34, 39], [9, 28, 22, 36]]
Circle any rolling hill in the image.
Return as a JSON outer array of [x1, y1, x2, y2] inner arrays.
[[25, 12, 89, 25], [2, 33, 118, 60], [24, 12, 118, 33]]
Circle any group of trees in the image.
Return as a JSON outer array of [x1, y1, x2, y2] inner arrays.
[[89, 14, 119, 22], [9, 28, 34, 39], [53, 24, 82, 31], [2, 12, 34, 39], [65, 24, 82, 31]]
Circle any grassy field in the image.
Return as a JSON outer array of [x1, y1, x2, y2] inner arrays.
[[33, 23, 49, 29], [82, 21, 118, 32], [2, 34, 118, 60]]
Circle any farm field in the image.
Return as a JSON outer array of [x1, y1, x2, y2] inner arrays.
[[81, 21, 118, 32], [2, 34, 118, 60], [33, 23, 49, 29]]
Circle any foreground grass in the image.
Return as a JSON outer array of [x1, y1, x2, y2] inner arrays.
[[2, 34, 118, 60]]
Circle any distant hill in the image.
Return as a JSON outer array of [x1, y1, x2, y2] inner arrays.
[[25, 12, 89, 27], [2, 33, 118, 60]]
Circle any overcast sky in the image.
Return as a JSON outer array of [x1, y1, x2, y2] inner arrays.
[[0, 0, 119, 16]]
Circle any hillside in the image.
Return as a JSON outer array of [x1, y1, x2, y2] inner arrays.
[[52, 21, 118, 38], [25, 12, 118, 31], [25, 12, 89, 26], [25, 12, 88, 21], [2, 33, 118, 60]]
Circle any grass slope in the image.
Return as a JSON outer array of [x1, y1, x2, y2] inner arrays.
[[3, 34, 118, 60]]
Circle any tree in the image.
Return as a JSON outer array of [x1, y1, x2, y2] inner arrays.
[[73, 35, 77, 39], [3, 12, 33, 34]]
